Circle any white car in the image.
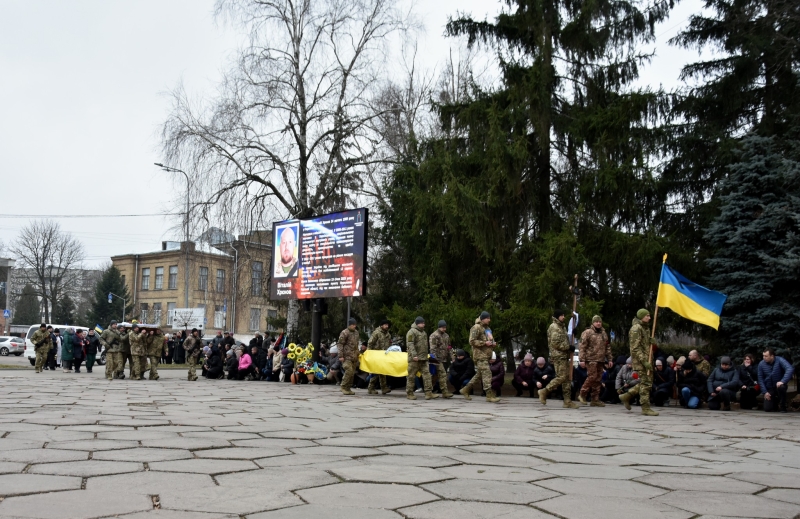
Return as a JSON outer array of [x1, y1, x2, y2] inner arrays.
[[0, 336, 25, 356], [23, 324, 104, 366]]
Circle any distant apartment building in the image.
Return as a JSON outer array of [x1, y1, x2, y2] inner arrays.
[[7, 266, 102, 325], [111, 230, 279, 336]]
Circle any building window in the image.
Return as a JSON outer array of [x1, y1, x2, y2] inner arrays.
[[216, 269, 225, 293], [153, 303, 162, 325], [267, 309, 278, 331], [198, 267, 208, 291], [141, 268, 150, 290], [168, 266, 178, 289], [140, 303, 149, 324], [155, 267, 164, 290], [167, 302, 176, 325], [251, 261, 263, 296], [196, 304, 206, 328], [121, 275, 126, 288], [214, 305, 225, 329], [249, 308, 261, 331]]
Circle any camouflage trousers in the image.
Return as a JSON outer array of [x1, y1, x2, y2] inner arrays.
[[116, 352, 132, 378], [467, 359, 492, 392], [147, 356, 160, 380], [580, 361, 605, 401], [187, 354, 199, 381], [406, 360, 433, 394], [435, 360, 450, 393], [545, 359, 573, 402], [367, 373, 388, 392], [341, 360, 356, 391], [626, 371, 653, 407], [131, 355, 146, 380], [105, 352, 120, 380], [34, 347, 48, 372]]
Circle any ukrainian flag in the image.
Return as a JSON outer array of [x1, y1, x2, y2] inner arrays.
[[94, 325, 104, 334], [656, 256, 727, 330]]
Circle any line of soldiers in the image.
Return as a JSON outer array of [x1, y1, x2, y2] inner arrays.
[[30, 324, 54, 373], [98, 321, 169, 381]]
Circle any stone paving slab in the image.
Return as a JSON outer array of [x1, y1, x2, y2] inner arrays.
[[0, 371, 798, 519]]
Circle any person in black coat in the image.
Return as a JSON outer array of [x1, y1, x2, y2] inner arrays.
[[72, 329, 87, 373], [280, 353, 294, 382], [173, 330, 186, 364], [533, 357, 557, 397], [204, 346, 224, 379], [651, 358, 675, 407], [448, 349, 476, 392], [571, 360, 588, 401], [738, 353, 759, 410], [707, 356, 740, 411], [84, 329, 102, 373], [602, 356, 626, 404], [677, 360, 707, 409], [225, 350, 239, 379], [512, 354, 537, 397]]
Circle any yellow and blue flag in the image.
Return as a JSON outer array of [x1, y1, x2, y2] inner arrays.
[[94, 325, 104, 334], [656, 256, 727, 330]]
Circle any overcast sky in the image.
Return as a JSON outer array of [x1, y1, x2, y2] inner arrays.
[[0, 0, 702, 268]]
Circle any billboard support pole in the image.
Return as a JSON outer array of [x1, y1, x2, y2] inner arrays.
[[311, 298, 322, 363]]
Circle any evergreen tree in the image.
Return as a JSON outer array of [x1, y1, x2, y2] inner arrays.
[[706, 134, 800, 364], [86, 266, 133, 327], [51, 295, 76, 325], [13, 284, 41, 325]]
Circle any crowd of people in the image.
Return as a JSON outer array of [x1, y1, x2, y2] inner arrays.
[[27, 308, 796, 414]]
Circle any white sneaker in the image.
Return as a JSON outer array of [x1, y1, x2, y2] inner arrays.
[[414, 388, 423, 393]]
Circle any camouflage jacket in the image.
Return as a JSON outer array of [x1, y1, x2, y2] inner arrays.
[[367, 327, 391, 351], [182, 335, 202, 358], [31, 329, 52, 351], [129, 331, 148, 356], [337, 328, 360, 362], [628, 317, 650, 371], [429, 329, 451, 361], [579, 326, 611, 363], [469, 322, 493, 362], [695, 358, 712, 377], [547, 318, 571, 361], [146, 332, 167, 357], [406, 326, 429, 362], [119, 331, 131, 354], [100, 328, 121, 353]]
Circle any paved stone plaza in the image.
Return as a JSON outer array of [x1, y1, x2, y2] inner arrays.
[[0, 370, 799, 519]]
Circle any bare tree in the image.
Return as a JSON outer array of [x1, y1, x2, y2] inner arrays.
[[10, 220, 85, 323], [161, 0, 414, 232]]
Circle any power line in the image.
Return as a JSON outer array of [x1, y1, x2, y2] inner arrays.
[[0, 213, 177, 219]]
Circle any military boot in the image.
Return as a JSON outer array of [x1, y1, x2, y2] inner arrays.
[[590, 400, 606, 407], [563, 400, 580, 409], [486, 390, 501, 403], [341, 388, 355, 396], [619, 392, 633, 410], [578, 394, 588, 405], [538, 388, 549, 405], [381, 388, 392, 395], [368, 388, 378, 395], [641, 405, 659, 416], [442, 390, 454, 398], [460, 385, 473, 401], [425, 392, 440, 400], [407, 392, 417, 400]]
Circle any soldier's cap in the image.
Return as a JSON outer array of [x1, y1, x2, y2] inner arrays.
[[414, 316, 425, 325], [480, 311, 491, 320], [438, 320, 447, 328], [592, 315, 602, 323], [46, 325, 53, 330], [348, 317, 357, 326], [110, 320, 117, 326], [637, 308, 650, 319], [380, 319, 391, 327], [553, 309, 565, 319], [39, 323, 46, 328]]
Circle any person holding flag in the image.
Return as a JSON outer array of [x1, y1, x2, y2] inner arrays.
[[620, 309, 659, 416]]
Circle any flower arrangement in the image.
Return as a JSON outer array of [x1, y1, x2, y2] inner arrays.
[[289, 342, 328, 380]]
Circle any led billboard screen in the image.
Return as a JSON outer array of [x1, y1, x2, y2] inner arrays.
[[269, 208, 367, 300]]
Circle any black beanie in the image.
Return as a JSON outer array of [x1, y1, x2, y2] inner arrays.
[[553, 309, 565, 319], [479, 311, 490, 320], [348, 317, 357, 326], [414, 316, 425, 325], [438, 320, 447, 328]]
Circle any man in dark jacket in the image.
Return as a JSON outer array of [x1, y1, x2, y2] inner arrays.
[[707, 356, 740, 411], [72, 329, 86, 373], [448, 349, 475, 392], [758, 348, 795, 413], [225, 349, 238, 379], [512, 353, 536, 397], [489, 352, 505, 396], [571, 361, 588, 401], [738, 354, 759, 410], [204, 346, 224, 379], [533, 357, 557, 397], [602, 357, 624, 404], [651, 359, 675, 407], [85, 329, 102, 373], [677, 360, 706, 409]]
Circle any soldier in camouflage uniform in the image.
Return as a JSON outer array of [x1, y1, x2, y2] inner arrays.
[[406, 317, 439, 400], [540, 310, 579, 408], [31, 324, 52, 373], [100, 321, 122, 380], [689, 350, 712, 377], [366, 319, 392, 395], [182, 328, 202, 381], [578, 315, 612, 406], [620, 309, 659, 416], [128, 325, 148, 380], [146, 329, 167, 380], [429, 320, 453, 398], [338, 318, 360, 395], [117, 324, 133, 379], [461, 312, 500, 403]]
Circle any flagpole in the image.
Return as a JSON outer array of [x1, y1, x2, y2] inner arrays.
[[569, 274, 577, 382], [648, 254, 667, 377]]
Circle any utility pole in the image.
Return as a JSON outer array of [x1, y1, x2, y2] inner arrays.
[[155, 163, 190, 308]]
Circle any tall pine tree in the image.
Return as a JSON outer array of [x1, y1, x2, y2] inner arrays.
[[13, 284, 41, 325], [86, 266, 133, 327], [51, 295, 77, 326]]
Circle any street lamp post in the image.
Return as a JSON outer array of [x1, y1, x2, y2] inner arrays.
[[155, 163, 190, 308], [107, 292, 126, 322]]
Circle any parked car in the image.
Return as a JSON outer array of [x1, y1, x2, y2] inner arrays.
[[24, 324, 104, 366], [0, 336, 25, 356]]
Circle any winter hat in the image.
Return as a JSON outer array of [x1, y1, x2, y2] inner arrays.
[[479, 311, 491, 320], [330, 346, 339, 354], [592, 315, 602, 323], [676, 356, 686, 366], [456, 349, 466, 357], [348, 317, 357, 326], [280, 348, 289, 355], [553, 309, 565, 319], [524, 353, 533, 361], [666, 355, 675, 365], [655, 359, 663, 367], [636, 309, 650, 320], [414, 316, 425, 325], [626, 357, 632, 365], [226, 349, 234, 357], [438, 320, 447, 328], [536, 357, 545, 366], [203, 346, 211, 355], [380, 319, 391, 327], [491, 352, 496, 360], [720, 356, 732, 365]]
